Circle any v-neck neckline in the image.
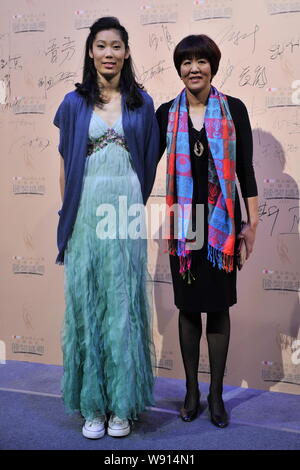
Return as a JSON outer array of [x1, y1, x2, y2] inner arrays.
[[93, 111, 121, 129], [188, 114, 204, 133]]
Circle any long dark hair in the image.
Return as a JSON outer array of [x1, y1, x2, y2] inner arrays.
[[75, 17, 144, 109]]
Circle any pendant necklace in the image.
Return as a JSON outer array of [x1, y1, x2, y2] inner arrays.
[[189, 105, 206, 157], [194, 138, 204, 157]]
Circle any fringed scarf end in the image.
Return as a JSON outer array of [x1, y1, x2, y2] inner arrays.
[[181, 269, 195, 284], [207, 245, 234, 273], [179, 254, 195, 283], [179, 253, 191, 273]]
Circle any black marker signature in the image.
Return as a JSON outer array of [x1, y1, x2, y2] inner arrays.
[[280, 206, 300, 235], [140, 60, 171, 83], [269, 37, 300, 60], [218, 24, 259, 54], [260, 201, 300, 236], [38, 72, 77, 98], [45, 37, 76, 66], [239, 65, 267, 88], [149, 25, 175, 52], [220, 59, 234, 88], [259, 201, 279, 236]]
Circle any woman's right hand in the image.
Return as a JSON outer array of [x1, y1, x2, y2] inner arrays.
[[237, 222, 258, 260]]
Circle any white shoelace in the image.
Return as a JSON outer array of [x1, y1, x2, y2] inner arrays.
[[87, 416, 105, 426], [111, 415, 128, 425]]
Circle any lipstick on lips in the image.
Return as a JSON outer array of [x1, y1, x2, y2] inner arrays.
[[103, 62, 116, 69], [189, 75, 202, 81]]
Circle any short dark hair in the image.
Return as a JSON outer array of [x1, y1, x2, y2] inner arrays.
[[173, 35, 221, 79], [75, 16, 143, 109]]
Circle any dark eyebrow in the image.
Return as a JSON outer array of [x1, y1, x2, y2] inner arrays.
[[182, 56, 207, 61], [95, 39, 122, 44]]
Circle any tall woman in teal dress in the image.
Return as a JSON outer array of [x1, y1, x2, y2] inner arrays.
[[54, 17, 159, 439]]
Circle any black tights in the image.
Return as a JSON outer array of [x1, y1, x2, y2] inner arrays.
[[178, 309, 230, 410]]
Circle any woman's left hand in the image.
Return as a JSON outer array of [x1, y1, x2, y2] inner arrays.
[[237, 222, 258, 260]]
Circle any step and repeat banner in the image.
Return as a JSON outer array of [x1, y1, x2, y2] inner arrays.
[[0, 0, 299, 394]]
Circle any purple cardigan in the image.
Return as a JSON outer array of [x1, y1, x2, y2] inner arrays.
[[53, 89, 159, 264]]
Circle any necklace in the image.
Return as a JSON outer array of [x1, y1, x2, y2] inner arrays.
[[194, 138, 204, 157], [188, 107, 205, 157], [192, 126, 204, 157]]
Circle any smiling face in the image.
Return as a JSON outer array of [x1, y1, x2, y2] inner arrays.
[[89, 29, 130, 83], [180, 57, 212, 96]]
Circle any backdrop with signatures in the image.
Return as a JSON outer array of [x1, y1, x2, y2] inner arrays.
[[0, 0, 299, 394]]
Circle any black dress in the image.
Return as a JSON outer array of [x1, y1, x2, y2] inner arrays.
[[155, 95, 258, 313]]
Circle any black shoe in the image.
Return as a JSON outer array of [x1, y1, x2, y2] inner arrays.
[[180, 403, 200, 422], [180, 391, 200, 422], [207, 394, 229, 428]]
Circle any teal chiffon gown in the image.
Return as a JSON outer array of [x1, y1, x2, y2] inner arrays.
[[61, 112, 155, 421]]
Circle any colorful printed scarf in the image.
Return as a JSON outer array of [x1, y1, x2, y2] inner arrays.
[[166, 86, 236, 280]]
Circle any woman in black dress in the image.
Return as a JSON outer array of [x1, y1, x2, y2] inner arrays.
[[156, 35, 258, 428]]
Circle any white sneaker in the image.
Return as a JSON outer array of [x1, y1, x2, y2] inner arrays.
[[82, 415, 106, 439], [107, 414, 130, 437]]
